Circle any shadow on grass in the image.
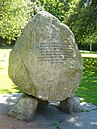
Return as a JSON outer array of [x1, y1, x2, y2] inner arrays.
[[0, 89, 12, 94], [0, 67, 4, 69], [11, 85, 22, 93], [0, 60, 5, 62], [0, 85, 22, 94], [0, 44, 13, 49], [76, 57, 97, 106]]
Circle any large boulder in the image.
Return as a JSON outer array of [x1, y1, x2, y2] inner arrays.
[[8, 11, 83, 102]]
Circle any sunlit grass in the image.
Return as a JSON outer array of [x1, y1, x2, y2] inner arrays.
[[76, 58, 97, 106], [0, 74, 20, 93], [0, 47, 20, 94]]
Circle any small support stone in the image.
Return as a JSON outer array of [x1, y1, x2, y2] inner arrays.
[[8, 94, 38, 122], [59, 96, 80, 114]]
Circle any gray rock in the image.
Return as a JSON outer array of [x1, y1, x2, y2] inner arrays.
[[59, 96, 80, 114], [8, 94, 38, 122], [0, 93, 22, 114], [80, 102, 97, 111], [1, 93, 97, 129], [8, 11, 83, 102]]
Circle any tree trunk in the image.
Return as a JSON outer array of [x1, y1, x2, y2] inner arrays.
[[90, 43, 92, 53]]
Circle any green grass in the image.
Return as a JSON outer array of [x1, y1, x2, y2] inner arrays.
[[76, 57, 97, 106], [0, 47, 97, 106], [0, 46, 20, 93], [76, 70, 97, 106]]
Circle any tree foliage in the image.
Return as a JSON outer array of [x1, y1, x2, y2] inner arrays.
[[0, 0, 97, 47], [66, 0, 97, 46], [0, 0, 33, 44], [34, 0, 97, 49], [36, 0, 72, 22]]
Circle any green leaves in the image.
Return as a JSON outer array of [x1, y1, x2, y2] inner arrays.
[[1, 0, 97, 46], [0, 0, 33, 44], [36, 0, 71, 22], [67, 1, 97, 46]]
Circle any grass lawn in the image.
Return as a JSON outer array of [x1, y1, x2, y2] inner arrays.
[[0, 47, 97, 106], [76, 70, 97, 106], [76, 57, 97, 106], [0, 46, 20, 93]]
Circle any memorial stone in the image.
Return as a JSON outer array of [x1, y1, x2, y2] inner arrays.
[[8, 11, 83, 121]]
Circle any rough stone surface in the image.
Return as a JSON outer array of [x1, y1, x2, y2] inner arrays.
[[8, 11, 83, 102], [80, 102, 97, 111], [8, 95, 38, 122], [0, 94, 97, 129], [59, 96, 80, 114]]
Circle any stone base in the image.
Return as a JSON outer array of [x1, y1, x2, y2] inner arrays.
[[59, 96, 80, 114], [8, 94, 38, 122], [9, 94, 80, 121]]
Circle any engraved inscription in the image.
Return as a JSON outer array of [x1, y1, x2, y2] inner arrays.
[[37, 42, 75, 63]]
